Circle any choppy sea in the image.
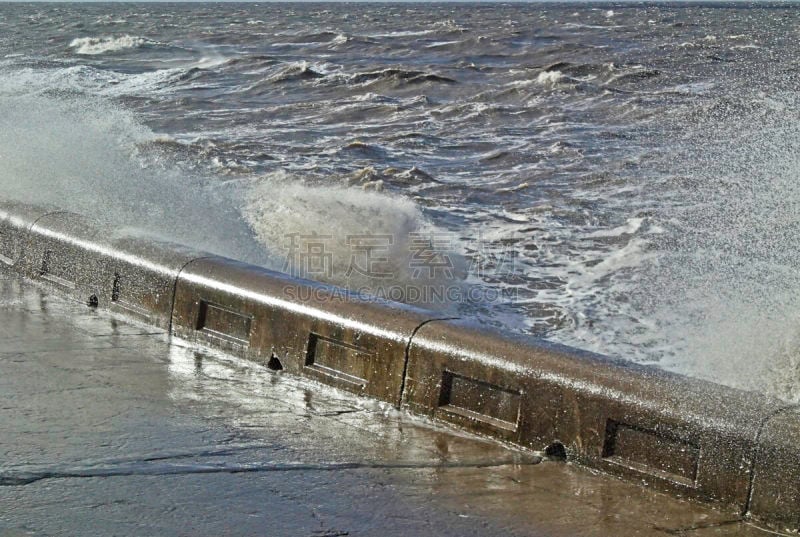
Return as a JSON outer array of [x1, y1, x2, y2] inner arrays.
[[2, 2, 799, 400]]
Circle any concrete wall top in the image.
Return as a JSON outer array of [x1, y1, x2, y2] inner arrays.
[[0, 200, 58, 228], [177, 256, 440, 342], [30, 211, 104, 243], [408, 318, 783, 426], [0, 201, 59, 267], [171, 256, 445, 404]]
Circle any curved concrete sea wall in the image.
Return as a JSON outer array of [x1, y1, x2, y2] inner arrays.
[[1, 200, 798, 531]]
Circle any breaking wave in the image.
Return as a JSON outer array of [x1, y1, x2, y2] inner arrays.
[[69, 35, 157, 55], [0, 76, 463, 307], [242, 175, 463, 301]]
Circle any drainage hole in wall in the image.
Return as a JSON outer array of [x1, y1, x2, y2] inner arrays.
[[267, 355, 284, 371], [544, 441, 567, 461]]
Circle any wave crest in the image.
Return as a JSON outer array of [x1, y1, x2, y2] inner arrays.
[[69, 35, 156, 55]]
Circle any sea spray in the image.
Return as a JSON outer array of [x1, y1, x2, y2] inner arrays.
[[0, 86, 466, 309], [636, 93, 800, 401], [242, 174, 466, 305], [0, 91, 266, 264]]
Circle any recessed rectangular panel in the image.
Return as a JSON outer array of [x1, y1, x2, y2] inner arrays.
[[437, 371, 521, 433], [602, 420, 700, 487], [196, 301, 252, 346], [305, 333, 371, 388]]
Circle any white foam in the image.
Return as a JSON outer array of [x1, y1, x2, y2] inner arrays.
[[69, 35, 155, 55], [367, 30, 435, 38], [536, 70, 563, 86], [195, 55, 229, 69], [731, 44, 760, 50], [584, 218, 645, 238], [426, 40, 461, 49]]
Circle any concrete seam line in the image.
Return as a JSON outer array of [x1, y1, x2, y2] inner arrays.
[[746, 405, 800, 532], [168, 256, 216, 336], [28, 210, 72, 231], [19, 210, 70, 270], [400, 317, 460, 409], [0, 458, 545, 487], [744, 402, 800, 518]]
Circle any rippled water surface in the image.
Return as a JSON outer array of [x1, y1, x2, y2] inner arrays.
[[1, 2, 799, 400]]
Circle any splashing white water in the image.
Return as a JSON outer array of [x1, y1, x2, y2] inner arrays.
[[69, 35, 155, 55], [0, 75, 463, 307], [537, 93, 800, 403], [536, 70, 563, 86], [242, 174, 466, 305], [636, 96, 800, 401], [0, 91, 266, 262]]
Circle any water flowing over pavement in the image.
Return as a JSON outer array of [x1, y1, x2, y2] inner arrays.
[[0, 269, 775, 536]]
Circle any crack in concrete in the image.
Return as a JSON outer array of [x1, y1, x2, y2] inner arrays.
[[656, 519, 743, 535], [0, 445, 267, 472], [741, 521, 796, 536], [0, 346, 121, 356], [0, 458, 542, 487], [313, 409, 365, 417], [88, 332, 165, 338]]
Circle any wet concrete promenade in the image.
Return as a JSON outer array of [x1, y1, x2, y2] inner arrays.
[[0, 270, 775, 536]]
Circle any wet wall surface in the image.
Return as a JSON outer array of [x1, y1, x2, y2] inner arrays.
[[0, 271, 773, 537]]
